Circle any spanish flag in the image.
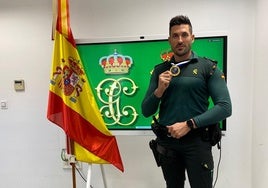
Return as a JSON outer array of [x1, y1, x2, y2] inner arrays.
[[47, 0, 124, 172]]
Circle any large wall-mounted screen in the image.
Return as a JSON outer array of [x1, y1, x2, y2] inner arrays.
[[77, 36, 227, 131]]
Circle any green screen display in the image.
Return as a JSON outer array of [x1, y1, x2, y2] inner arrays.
[[77, 36, 227, 130]]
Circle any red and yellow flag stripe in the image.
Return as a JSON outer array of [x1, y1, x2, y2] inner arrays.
[[47, 0, 124, 171]]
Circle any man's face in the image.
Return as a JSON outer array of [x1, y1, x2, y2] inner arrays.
[[168, 24, 194, 61]]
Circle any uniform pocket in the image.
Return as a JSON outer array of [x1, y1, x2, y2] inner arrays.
[[199, 141, 214, 188]]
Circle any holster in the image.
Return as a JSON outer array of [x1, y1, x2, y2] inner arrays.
[[149, 139, 177, 167], [149, 139, 161, 167], [202, 123, 222, 148]]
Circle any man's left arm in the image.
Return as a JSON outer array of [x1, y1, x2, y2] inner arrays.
[[193, 68, 232, 127]]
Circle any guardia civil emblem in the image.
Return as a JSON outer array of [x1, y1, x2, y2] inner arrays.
[[96, 50, 138, 126]]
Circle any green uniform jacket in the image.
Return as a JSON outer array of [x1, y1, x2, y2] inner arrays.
[[141, 52, 232, 128]]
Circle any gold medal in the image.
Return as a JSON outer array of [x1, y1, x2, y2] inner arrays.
[[170, 65, 180, 76], [170, 60, 191, 76]]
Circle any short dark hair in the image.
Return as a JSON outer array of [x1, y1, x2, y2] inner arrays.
[[169, 15, 193, 34]]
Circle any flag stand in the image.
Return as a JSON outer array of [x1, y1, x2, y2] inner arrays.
[[86, 164, 108, 188], [100, 164, 108, 188], [86, 164, 92, 188]]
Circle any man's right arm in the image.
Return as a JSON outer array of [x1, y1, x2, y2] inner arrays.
[[141, 69, 172, 117], [141, 68, 161, 117]]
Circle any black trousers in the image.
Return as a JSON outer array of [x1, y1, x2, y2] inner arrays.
[[157, 130, 214, 188]]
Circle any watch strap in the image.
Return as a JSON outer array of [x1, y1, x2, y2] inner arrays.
[[186, 120, 194, 130]]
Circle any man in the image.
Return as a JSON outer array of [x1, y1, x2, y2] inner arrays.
[[141, 15, 232, 188]]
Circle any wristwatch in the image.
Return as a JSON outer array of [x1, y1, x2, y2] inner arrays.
[[186, 120, 194, 130]]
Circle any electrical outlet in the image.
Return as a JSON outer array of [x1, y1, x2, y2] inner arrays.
[[1, 100, 8, 110]]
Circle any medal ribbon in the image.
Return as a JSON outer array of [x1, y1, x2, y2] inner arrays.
[[171, 59, 191, 67]]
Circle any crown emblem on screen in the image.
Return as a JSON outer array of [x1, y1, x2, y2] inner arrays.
[[160, 50, 174, 62], [99, 50, 133, 74]]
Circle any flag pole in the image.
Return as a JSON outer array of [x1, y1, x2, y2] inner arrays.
[[67, 137, 77, 188], [71, 163, 77, 188]]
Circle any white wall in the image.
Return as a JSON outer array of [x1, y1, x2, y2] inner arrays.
[[252, 0, 268, 187], [0, 0, 266, 187]]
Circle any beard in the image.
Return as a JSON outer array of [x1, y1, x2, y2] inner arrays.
[[172, 44, 191, 58]]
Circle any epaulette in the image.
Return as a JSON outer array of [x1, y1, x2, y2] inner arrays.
[[203, 57, 226, 80], [200, 57, 219, 79], [204, 57, 218, 64]]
